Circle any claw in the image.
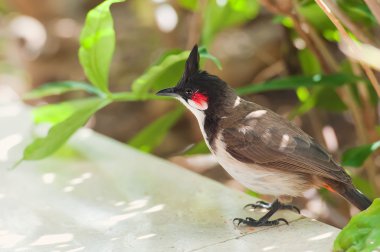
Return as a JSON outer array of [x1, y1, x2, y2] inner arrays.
[[233, 217, 290, 227], [276, 218, 289, 225], [233, 218, 244, 226], [292, 206, 301, 214]]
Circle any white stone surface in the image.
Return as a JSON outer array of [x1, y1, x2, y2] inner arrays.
[[0, 102, 340, 251]]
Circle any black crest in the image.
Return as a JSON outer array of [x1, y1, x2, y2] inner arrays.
[[183, 44, 200, 82]]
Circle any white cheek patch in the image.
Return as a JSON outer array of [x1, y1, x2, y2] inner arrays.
[[188, 99, 208, 111]]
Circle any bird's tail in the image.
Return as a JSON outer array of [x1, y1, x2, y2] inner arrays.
[[324, 178, 372, 211], [340, 185, 372, 211]]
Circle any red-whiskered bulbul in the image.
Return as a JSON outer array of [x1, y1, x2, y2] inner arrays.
[[156, 45, 372, 227]]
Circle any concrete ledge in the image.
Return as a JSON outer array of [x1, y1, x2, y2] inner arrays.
[[0, 103, 339, 251]]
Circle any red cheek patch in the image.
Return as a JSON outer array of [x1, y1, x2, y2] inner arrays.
[[192, 92, 208, 104], [189, 92, 208, 110]]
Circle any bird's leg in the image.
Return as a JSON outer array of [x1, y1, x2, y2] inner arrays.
[[234, 199, 291, 227], [244, 199, 300, 213]]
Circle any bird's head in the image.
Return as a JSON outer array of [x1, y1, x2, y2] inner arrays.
[[156, 45, 236, 117]]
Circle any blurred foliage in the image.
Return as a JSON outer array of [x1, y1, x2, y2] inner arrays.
[[236, 74, 361, 95], [201, 0, 260, 46], [178, 0, 260, 45], [25, 81, 104, 99], [342, 141, 380, 168], [334, 198, 380, 252], [128, 107, 185, 152], [337, 0, 377, 26]]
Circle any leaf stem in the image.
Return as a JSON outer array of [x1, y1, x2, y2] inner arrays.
[[110, 92, 167, 102]]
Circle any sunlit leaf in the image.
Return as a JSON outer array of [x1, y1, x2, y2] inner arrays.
[[177, 0, 198, 10], [131, 47, 221, 98], [298, 48, 321, 75], [79, 0, 125, 93], [236, 73, 361, 96], [32, 98, 105, 124], [272, 15, 293, 28], [341, 141, 380, 168], [334, 198, 379, 252], [202, 0, 260, 46], [24, 81, 105, 99], [128, 107, 184, 152], [22, 98, 110, 160]]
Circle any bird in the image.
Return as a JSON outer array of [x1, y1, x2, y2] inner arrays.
[[156, 44, 372, 227]]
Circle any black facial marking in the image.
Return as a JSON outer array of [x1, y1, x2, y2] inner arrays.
[[171, 44, 238, 144]]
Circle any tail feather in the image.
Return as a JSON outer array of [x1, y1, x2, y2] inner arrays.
[[341, 186, 372, 211]]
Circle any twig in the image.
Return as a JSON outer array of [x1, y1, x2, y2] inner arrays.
[[362, 63, 380, 97], [319, 0, 373, 44]]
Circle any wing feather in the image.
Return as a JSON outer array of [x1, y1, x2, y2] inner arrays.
[[222, 103, 351, 184]]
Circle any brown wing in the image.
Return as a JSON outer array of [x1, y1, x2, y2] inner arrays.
[[222, 105, 351, 184]]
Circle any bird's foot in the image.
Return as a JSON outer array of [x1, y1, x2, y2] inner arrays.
[[233, 217, 289, 227], [244, 200, 300, 213]]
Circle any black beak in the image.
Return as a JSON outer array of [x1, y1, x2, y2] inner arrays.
[[156, 87, 178, 97]]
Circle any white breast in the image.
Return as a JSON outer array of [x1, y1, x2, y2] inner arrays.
[[176, 97, 211, 149], [213, 133, 308, 197], [177, 97, 308, 197]]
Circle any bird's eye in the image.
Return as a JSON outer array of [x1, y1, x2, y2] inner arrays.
[[185, 89, 193, 95]]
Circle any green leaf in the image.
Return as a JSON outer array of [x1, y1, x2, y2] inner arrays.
[[32, 98, 106, 124], [177, 0, 198, 10], [128, 107, 184, 152], [352, 175, 376, 200], [24, 81, 105, 99], [202, 0, 260, 46], [298, 2, 335, 31], [333, 198, 379, 252], [78, 0, 125, 93], [298, 48, 321, 75], [131, 48, 221, 98], [183, 140, 210, 155], [22, 98, 110, 160], [198, 46, 222, 69], [341, 141, 380, 168], [314, 87, 347, 112], [337, 0, 376, 26], [288, 91, 318, 120], [236, 73, 361, 96]]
